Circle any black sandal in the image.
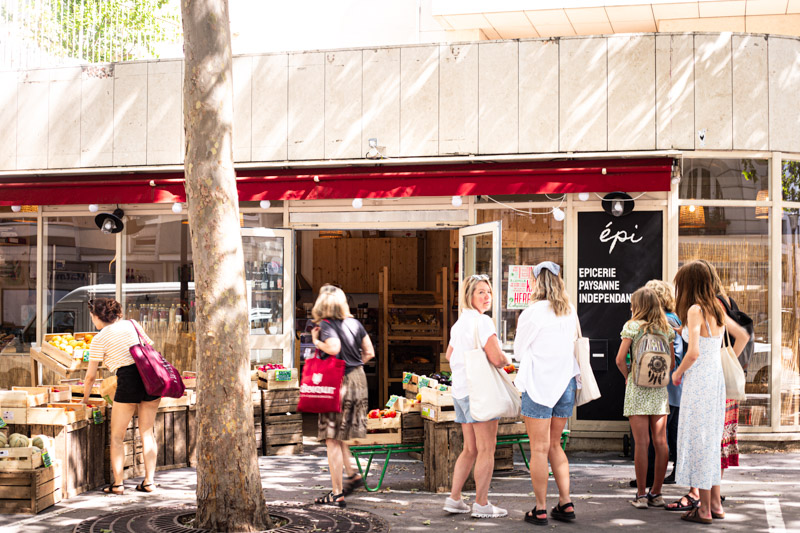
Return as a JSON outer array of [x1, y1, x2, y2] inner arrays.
[[342, 474, 363, 496], [665, 494, 699, 512], [551, 502, 576, 522], [524, 507, 548, 526], [314, 491, 346, 508], [103, 484, 124, 495], [135, 482, 156, 493]]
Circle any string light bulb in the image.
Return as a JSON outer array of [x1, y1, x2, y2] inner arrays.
[[612, 201, 624, 217], [352, 198, 363, 209], [88, 204, 99, 213], [451, 196, 463, 207], [259, 200, 271, 209], [552, 207, 565, 222], [172, 202, 183, 214], [10, 205, 21, 212], [578, 192, 590, 202]]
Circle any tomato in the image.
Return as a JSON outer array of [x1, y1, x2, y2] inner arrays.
[[368, 409, 380, 419]]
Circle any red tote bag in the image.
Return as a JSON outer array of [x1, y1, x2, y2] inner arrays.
[[298, 352, 345, 413]]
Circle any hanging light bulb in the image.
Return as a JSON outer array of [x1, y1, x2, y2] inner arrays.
[[688, 205, 696, 213], [88, 204, 99, 213], [352, 198, 363, 209], [552, 207, 565, 222], [172, 202, 183, 214], [451, 196, 463, 207], [259, 200, 271, 209], [612, 201, 624, 217], [578, 192, 590, 202], [10, 205, 21, 212]]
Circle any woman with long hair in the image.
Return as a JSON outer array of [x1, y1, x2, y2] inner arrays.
[[671, 261, 747, 524], [514, 262, 580, 526], [615, 287, 674, 509], [83, 297, 160, 495], [443, 274, 510, 519], [311, 285, 375, 508]]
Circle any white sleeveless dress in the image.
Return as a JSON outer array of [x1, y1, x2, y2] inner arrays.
[[676, 320, 725, 489]]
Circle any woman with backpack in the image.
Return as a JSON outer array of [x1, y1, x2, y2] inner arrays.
[[615, 287, 675, 509], [670, 261, 747, 524]]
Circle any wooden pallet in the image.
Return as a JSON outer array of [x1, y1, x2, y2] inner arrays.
[[0, 464, 62, 514], [420, 403, 456, 423]]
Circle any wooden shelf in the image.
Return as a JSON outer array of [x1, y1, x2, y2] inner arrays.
[[387, 336, 442, 341]]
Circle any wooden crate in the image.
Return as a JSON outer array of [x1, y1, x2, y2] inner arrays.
[[263, 443, 303, 456], [420, 403, 456, 423], [346, 415, 402, 446], [5, 420, 106, 499], [158, 394, 191, 408], [0, 446, 44, 470], [393, 396, 421, 413], [419, 387, 453, 407], [41, 333, 93, 370], [261, 413, 302, 456], [494, 445, 514, 471], [0, 407, 28, 425], [257, 369, 299, 390], [181, 371, 197, 389], [401, 411, 423, 444], [27, 404, 87, 425], [423, 420, 474, 493], [261, 389, 299, 414], [0, 464, 62, 514], [10, 387, 50, 407], [48, 386, 72, 403]]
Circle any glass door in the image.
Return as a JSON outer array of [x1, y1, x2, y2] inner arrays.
[[458, 221, 502, 334], [241, 228, 294, 368]]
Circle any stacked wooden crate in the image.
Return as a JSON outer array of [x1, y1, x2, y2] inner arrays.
[[260, 389, 302, 456], [0, 443, 62, 515], [419, 386, 455, 423]]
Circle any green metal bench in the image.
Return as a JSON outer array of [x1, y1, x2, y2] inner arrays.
[[349, 430, 569, 492]]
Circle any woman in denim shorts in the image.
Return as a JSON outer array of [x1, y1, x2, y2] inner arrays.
[[513, 262, 581, 526], [442, 275, 511, 519]]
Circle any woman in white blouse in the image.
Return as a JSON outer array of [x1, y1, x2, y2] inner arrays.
[[514, 262, 581, 526], [442, 274, 511, 519]]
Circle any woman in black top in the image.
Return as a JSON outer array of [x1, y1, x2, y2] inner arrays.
[[311, 285, 375, 508]]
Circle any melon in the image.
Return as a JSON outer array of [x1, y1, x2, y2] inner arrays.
[[8, 433, 30, 448], [31, 435, 49, 450]]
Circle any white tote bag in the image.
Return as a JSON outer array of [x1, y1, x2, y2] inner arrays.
[[721, 327, 746, 401], [465, 321, 521, 421], [574, 318, 601, 407]]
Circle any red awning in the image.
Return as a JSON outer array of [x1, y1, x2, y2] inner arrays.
[[0, 158, 673, 206]]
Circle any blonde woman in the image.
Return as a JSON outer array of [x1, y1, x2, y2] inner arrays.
[[311, 285, 375, 508], [443, 274, 510, 519], [513, 262, 580, 526]]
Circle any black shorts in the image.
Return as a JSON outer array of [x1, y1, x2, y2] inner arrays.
[[114, 364, 161, 404]]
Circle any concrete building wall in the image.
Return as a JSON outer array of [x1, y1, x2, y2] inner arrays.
[[0, 33, 798, 172]]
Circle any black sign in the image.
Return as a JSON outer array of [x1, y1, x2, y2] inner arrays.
[[576, 211, 663, 421]]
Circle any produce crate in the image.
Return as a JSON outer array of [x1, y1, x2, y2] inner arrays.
[[0, 407, 28, 425], [48, 386, 72, 403], [181, 371, 197, 389], [41, 333, 93, 371], [104, 406, 187, 483], [257, 368, 299, 390], [346, 415, 402, 446], [0, 446, 44, 470], [420, 403, 456, 423], [261, 389, 300, 415], [401, 411, 423, 444], [10, 387, 50, 407], [0, 464, 62, 514], [392, 396, 421, 413], [27, 405, 86, 425], [158, 393, 192, 408], [261, 413, 303, 456], [4, 420, 106, 498], [419, 387, 453, 407]]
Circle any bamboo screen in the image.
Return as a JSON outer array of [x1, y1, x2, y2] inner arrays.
[[781, 226, 800, 427]]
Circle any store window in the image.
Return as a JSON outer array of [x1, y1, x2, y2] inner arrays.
[[122, 215, 195, 373], [781, 160, 800, 427], [477, 207, 564, 350], [680, 158, 768, 201], [42, 216, 117, 365], [242, 212, 284, 228], [0, 217, 37, 388], [679, 207, 770, 426]]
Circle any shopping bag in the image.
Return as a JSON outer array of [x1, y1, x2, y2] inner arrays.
[[465, 322, 521, 421], [128, 320, 186, 399], [721, 327, 746, 400], [574, 318, 601, 407], [298, 352, 346, 413]]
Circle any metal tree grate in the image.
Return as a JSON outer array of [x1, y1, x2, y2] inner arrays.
[[73, 502, 388, 533]]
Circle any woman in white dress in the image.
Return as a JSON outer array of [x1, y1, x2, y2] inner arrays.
[[672, 261, 747, 524]]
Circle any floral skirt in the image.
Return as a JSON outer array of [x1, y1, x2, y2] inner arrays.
[[318, 366, 368, 442], [721, 399, 740, 469]]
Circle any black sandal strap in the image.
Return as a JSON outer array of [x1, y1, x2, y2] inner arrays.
[[556, 502, 575, 511]]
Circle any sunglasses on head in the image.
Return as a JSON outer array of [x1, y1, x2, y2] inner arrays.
[[469, 274, 489, 281], [87, 299, 95, 311]]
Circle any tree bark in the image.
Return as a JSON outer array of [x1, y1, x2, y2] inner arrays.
[[180, 0, 270, 530]]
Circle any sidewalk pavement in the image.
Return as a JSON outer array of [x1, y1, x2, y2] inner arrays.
[[1, 441, 797, 532]]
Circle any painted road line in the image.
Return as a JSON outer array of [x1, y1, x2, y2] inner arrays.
[[765, 498, 786, 533]]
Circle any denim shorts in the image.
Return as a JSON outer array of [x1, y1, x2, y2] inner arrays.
[[521, 377, 577, 419], [453, 395, 499, 424]]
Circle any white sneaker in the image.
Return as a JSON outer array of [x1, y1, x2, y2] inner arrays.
[[471, 502, 508, 518], [443, 497, 470, 514]]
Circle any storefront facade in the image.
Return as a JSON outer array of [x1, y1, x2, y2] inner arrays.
[[1, 32, 799, 447]]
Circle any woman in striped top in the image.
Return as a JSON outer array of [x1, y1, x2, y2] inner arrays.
[[82, 297, 161, 495]]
